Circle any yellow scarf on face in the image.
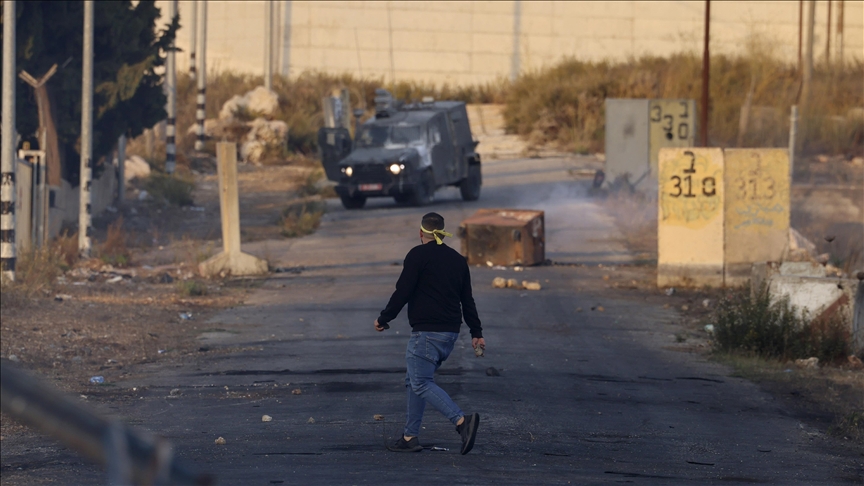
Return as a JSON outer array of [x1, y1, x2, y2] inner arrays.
[[421, 225, 452, 245]]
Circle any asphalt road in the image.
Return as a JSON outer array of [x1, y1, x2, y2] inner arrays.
[[4, 155, 862, 485]]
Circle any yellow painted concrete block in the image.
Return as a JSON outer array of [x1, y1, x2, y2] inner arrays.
[[658, 148, 725, 288], [723, 148, 790, 286], [649, 99, 696, 189]]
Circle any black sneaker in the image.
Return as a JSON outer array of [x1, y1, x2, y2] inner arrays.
[[456, 413, 480, 455], [387, 436, 422, 452]]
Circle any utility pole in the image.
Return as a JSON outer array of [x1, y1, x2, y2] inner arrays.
[[700, 0, 710, 147], [510, 0, 522, 82], [79, 0, 94, 257], [264, 0, 273, 90], [837, 0, 844, 65], [825, 0, 831, 63], [797, 0, 803, 73], [1, 0, 16, 281], [189, 0, 197, 80], [802, 1, 815, 109], [194, 1, 207, 152], [165, 0, 177, 173]]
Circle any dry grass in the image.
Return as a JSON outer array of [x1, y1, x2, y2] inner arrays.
[[96, 217, 131, 268], [142, 172, 195, 206], [504, 51, 862, 155], [0, 233, 81, 308]]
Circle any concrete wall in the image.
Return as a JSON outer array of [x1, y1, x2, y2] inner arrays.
[[48, 164, 118, 239], [157, 1, 864, 85]]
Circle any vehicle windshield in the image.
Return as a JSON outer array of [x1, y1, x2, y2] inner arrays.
[[356, 124, 424, 148]]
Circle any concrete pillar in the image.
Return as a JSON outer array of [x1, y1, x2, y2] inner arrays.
[[648, 99, 697, 195], [79, 0, 94, 257], [165, 0, 177, 174], [657, 148, 725, 288], [199, 143, 267, 277], [723, 149, 790, 286], [194, 1, 207, 152], [1, 0, 16, 280]]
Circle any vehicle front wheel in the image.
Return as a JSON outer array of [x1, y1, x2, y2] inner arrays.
[[409, 169, 435, 207], [340, 193, 367, 209], [459, 164, 481, 201]]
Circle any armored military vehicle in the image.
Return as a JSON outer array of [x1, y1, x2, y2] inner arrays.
[[318, 89, 481, 209]]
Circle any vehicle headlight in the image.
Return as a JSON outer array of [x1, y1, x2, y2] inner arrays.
[[389, 163, 405, 175], [342, 166, 353, 177]]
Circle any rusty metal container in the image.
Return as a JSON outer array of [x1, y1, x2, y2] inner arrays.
[[458, 209, 545, 266]]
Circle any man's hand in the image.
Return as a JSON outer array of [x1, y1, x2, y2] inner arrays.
[[374, 319, 388, 332], [472, 337, 485, 350]]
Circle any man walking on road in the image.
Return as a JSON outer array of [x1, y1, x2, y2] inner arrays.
[[374, 212, 485, 454]]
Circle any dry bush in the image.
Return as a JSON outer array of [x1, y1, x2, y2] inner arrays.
[[504, 50, 862, 155], [0, 231, 80, 308], [280, 201, 325, 238], [97, 217, 131, 267], [712, 285, 853, 364]]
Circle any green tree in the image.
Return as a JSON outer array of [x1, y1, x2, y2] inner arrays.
[[2, 0, 177, 184]]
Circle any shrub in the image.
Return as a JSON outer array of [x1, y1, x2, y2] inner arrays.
[[712, 285, 851, 364], [176, 280, 208, 297], [142, 172, 195, 206], [279, 201, 325, 238]]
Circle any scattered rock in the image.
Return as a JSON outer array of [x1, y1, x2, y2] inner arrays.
[[158, 273, 174, 284], [681, 305, 689, 311], [591, 305, 604, 312], [848, 355, 863, 369], [794, 357, 819, 369], [262, 415, 273, 422], [702, 299, 711, 308], [214, 437, 227, 445], [815, 253, 830, 264], [522, 281, 541, 291], [291, 388, 302, 395], [506, 278, 519, 288], [89, 376, 105, 384], [169, 388, 182, 396], [54, 294, 72, 302], [8, 354, 19, 362], [492, 277, 507, 289], [514, 266, 524, 272], [373, 414, 384, 421], [106, 275, 123, 284], [704, 324, 715, 334], [137, 190, 150, 201], [665, 288, 676, 296], [307, 417, 315, 424], [485, 367, 501, 377], [575, 307, 583, 312], [602, 275, 610, 281]]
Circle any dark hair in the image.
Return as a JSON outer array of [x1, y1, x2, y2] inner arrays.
[[421, 212, 445, 231]]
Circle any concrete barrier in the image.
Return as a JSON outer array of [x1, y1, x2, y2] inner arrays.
[[724, 149, 790, 286], [657, 148, 725, 287], [604, 98, 696, 196]]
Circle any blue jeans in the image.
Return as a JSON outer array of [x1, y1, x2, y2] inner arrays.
[[404, 331, 464, 437]]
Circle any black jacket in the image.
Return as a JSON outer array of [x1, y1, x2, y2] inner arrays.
[[378, 241, 483, 338]]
